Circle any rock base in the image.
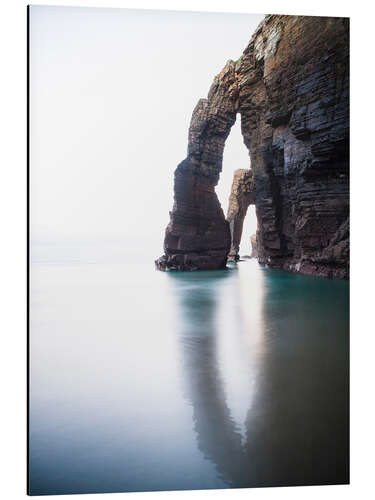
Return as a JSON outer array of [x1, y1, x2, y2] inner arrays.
[[155, 251, 228, 272]]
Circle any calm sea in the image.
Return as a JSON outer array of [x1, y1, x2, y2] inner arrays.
[[29, 247, 349, 494]]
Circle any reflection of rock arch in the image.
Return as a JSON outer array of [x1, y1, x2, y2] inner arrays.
[[167, 267, 349, 489], [156, 15, 349, 278], [167, 271, 252, 487]]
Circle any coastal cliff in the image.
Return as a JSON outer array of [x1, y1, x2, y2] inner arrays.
[[156, 15, 349, 278]]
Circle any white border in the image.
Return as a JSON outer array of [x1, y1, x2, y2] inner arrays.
[[1, 1, 374, 499]]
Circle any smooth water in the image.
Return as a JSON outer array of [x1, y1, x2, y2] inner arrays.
[[29, 253, 349, 495]]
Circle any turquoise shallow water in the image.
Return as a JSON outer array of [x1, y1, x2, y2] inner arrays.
[[29, 256, 349, 494]]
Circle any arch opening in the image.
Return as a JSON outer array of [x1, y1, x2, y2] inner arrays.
[[216, 118, 249, 217], [240, 205, 257, 257], [217, 116, 258, 262]]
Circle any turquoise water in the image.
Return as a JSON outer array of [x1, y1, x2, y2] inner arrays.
[[29, 256, 349, 494]]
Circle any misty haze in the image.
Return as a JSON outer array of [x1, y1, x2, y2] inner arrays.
[[29, 6, 349, 495]]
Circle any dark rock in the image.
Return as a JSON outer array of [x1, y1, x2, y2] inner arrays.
[[227, 169, 255, 261], [157, 15, 349, 278]]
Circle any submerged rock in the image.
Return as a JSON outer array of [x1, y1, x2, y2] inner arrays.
[[157, 15, 349, 278]]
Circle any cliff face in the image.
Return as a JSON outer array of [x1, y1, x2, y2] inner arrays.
[[227, 169, 255, 261], [156, 15, 349, 278]]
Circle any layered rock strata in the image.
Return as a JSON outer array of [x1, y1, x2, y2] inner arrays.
[[226, 169, 255, 261], [156, 15, 349, 278], [155, 61, 238, 271]]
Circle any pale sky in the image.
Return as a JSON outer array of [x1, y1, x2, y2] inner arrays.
[[29, 6, 264, 257]]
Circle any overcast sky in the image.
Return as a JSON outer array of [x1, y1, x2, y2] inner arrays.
[[29, 6, 264, 257]]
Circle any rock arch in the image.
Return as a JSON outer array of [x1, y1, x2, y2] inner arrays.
[[156, 15, 349, 278], [226, 169, 255, 261], [155, 60, 241, 272]]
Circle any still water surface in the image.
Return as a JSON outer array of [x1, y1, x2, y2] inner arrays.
[[29, 253, 349, 494]]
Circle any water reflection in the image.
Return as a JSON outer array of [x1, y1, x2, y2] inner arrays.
[[29, 258, 349, 494], [167, 263, 349, 488], [168, 268, 257, 487], [243, 269, 349, 486]]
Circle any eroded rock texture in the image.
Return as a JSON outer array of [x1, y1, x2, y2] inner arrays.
[[227, 169, 255, 261], [156, 15, 349, 278], [155, 61, 238, 271]]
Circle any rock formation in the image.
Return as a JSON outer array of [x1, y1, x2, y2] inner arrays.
[[250, 234, 258, 259], [155, 60, 237, 271], [226, 169, 255, 261], [156, 15, 349, 278]]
